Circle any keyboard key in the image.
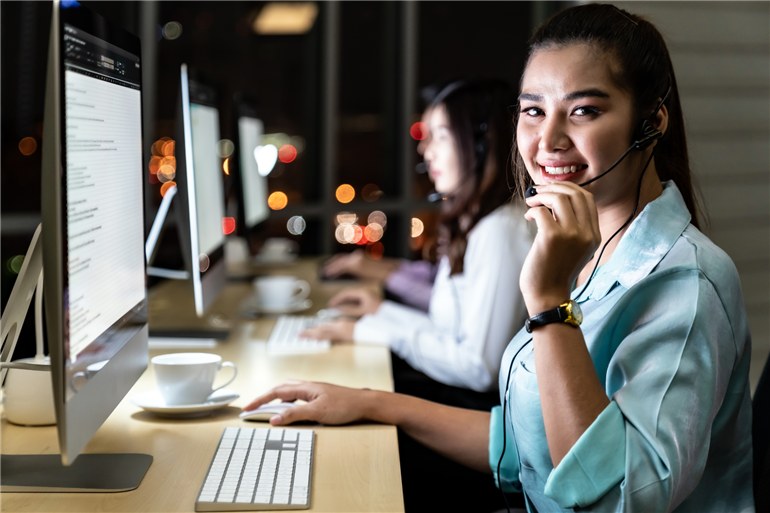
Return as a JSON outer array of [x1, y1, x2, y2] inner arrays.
[[267, 315, 331, 355]]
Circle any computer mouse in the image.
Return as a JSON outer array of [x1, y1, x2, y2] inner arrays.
[[239, 402, 296, 422]]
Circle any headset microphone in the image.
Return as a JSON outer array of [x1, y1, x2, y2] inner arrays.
[[526, 121, 662, 197], [427, 191, 444, 203]]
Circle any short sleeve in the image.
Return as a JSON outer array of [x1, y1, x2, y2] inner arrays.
[[544, 402, 626, 507]]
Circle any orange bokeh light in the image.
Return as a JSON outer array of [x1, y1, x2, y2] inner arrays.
[[161, 139, 175, 157], [335, 184, 355, 204], [268, 191, 289, 210], [160, 181, 176, 197], [18, 136, 38, 156], [223, 157, 230, 176], [149, 155, 161, 175]]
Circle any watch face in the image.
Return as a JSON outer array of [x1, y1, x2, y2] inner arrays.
[[565, 300, 582, 326]]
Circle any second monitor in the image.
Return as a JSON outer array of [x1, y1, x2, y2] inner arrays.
[[175, 63, 228, 318]]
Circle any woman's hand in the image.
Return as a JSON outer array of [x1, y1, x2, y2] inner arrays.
[[327, 287, 382, 317], [242, 381, 373, 426], [321, 250, 398, 281], [520, 182, 601, 312], [301, 318, 356, 342]]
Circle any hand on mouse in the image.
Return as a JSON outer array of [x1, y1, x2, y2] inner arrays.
[[243, 381, 375, 426]]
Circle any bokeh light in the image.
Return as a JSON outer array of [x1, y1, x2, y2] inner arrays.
[[367, 210, 387, 227], [361, 183, 383, 202], [162, 21, 183, 40], [223, 157, 231, 175], [278, 144, 297, 163], [364, 223, 384, 242], [411, 217, 425, 238], [199, 253, 210, 273], [287, 216, 306, 235], [161, 138, 175, 156], [268, 191, 289, 210], [409, 121, 426, 141], [18, 136, 37, 156], [222, 216, 236, 235], [149, 155, 161, 175], [160, 181, 176, 197], [7, 255, 25, 274], [218, 139, 234, 158], [335, 184, 355, 204], [335, 212, 358, 225], [157, 156, 176, 182]]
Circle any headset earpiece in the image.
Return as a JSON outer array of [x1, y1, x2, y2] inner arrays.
[[474, 122, 489, 171], [632, 119, 663, 151]]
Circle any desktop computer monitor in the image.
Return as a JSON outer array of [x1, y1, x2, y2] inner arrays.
[[173, 64, 228, 318], [231, 98, 270, 247], [1, 0, 151, 491]]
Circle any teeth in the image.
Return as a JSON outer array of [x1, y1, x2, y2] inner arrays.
[[544, 165, 579, 175]]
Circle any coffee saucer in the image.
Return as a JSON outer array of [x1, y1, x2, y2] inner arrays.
[[131, 388, 239, 417], [241, 297, 312, 316]]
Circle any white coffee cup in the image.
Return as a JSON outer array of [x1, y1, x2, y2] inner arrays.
[[2, 358, 56, 426], [260, 238, 297, 259], [253, 275, 310, 310], [151, 352, 237, 406]]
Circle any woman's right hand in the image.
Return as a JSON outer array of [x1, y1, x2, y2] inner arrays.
[[242, 381, 374, 426], [520, 182, 601, 312]]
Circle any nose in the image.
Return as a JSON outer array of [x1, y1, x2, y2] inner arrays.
[[538, 115, 570, 153], [422, 139, 435, 165]]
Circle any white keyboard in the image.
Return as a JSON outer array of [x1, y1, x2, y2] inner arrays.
[[266, 315, 331, 355], [195, 426, 315, 511]]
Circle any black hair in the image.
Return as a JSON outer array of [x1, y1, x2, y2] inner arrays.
[[511, 3, 702, 228], [428, 78, 516, 274]]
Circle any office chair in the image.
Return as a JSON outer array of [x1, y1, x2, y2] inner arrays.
[[754, 351, 770, 512]]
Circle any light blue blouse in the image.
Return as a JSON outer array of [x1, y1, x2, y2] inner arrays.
[[490, 182, 754, 512]]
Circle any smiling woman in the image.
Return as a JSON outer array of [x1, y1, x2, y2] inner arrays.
[[242, 4, 756, 512]]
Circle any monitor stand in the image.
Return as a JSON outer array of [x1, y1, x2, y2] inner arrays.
[[1, 453, 152, 492], [1, 225, 153, 492]]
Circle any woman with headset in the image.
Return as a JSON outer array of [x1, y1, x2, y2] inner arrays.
[[245, 4, 754, 511], [304, 78, 533, 401], [308, 79, 534, 513]]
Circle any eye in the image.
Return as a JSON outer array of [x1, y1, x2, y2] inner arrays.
[[520, 106, 543, 118], [572, 105, 600, 118]]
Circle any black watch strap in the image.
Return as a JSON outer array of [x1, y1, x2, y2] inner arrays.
[[525, 300, 582, 333]]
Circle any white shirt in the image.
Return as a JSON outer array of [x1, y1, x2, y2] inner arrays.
[[353, 202, 534, 391]]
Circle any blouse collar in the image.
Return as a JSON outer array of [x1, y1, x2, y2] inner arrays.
[[575, 181, 692, 301]]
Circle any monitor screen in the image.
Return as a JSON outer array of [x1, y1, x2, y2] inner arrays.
[[0, 0, 152, 491], [174, 64, 228, 317], [233, 104, 270, 242]]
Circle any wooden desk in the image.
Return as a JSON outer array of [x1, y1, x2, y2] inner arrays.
[[1, 259, 405, 512]]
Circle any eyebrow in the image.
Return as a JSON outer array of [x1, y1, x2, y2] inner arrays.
[[518, 88, 611, 102]]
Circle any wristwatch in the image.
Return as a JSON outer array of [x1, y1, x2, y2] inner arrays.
[[525, 299, 582, 333]]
